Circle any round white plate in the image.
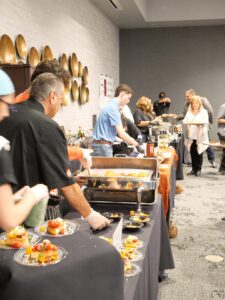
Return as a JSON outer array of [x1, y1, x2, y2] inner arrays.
[[0, 230, 41, 250], [35, 219, 79, 237], [13, 246, 68, 267]]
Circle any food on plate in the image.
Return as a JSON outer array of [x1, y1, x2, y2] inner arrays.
[[104, 170, 116, 177], [124, 224, 140, 229], [129, 211, 150, 217], [124, 235, 142, 249], [47, 218, 66, 235], [108, 180, 121, 189], [98, 183, 107, 189], [123, 181, 134, 190], [124, 260, 132, 274], [99, 236, 113, 244], [136, 171, 149, 178], [108, 212, 123, 220], [130, 215, 150, 224], [25, 239, 59, 263], [120, 248, 136, 261], [0, 226, 29, 248], [123, 221, 143, 232]]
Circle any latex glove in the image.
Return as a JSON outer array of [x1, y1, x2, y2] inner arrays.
[[136, 144, 145, 154], [13, 186, 31, 203], [30, 184, 49, 204], [85, 209, 110, 230], [81, 149, 92, 171], [137, 135, 143, 145]]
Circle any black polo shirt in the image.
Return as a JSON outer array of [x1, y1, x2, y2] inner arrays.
[[0, 147, 17, 186], [153, 100, 170, 116], [0, 98, 75, 191]]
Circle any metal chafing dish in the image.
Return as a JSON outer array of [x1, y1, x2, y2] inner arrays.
[[78, 157, 158, 209]]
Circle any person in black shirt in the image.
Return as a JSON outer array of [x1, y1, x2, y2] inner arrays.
[[0, 72, 109, 230], [133, 96, 161, 142], [0, 70, 48, 231], [153, 91, 171, 117]]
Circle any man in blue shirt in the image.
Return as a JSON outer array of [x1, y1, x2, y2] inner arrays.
[[92, 84, 143, 157]]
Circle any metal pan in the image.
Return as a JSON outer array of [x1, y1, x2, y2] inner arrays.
[[71, 80, 79, 101], [70, 53, 79, 77], [41, 45, 53, 61], [79, 83, 87, 105], [82, 66, 89, 85], [59, 53, 68, 71], [28, 47, 40, 67], [0, 34, 16, 64], [15, 34, 27, 59], [78, 61, 82, 77]]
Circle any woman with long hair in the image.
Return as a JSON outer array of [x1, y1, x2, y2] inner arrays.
[[133, 96, 160, 142], [183, 95, 209, 176]]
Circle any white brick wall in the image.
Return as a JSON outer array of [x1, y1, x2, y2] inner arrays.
[[0, 0, 119, 133]]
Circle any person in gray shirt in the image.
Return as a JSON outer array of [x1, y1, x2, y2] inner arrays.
[[176, 89, 217, 168]]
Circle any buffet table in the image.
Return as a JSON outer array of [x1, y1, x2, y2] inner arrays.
[[0, 229, 124, 300], [0, 196, 174, 300], [170, 135, 184, 180], [158, 147, 177, 221], [66, 195, 175, 300]]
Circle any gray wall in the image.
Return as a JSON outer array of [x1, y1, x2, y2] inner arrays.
[[120, 26, 225, 139]]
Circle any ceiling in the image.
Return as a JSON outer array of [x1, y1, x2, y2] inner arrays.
[[93, 0, 225, 28]]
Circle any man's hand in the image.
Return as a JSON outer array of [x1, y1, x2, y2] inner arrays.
[[137, 135, 143, 145], [85, 210, 110, 230]]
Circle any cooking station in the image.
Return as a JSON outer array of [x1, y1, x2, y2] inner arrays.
[[81, 157, 158, 210]]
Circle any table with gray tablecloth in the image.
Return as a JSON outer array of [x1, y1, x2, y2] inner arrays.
[[0, 228, 124, 300], [170, 135, 184, 180], [66, 195, 175, 300], [0, 195, 174, 300]]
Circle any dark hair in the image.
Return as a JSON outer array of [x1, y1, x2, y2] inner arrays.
[[31, 59, 71, 89], [158, 92, 166, 99], [114, 84, 133, 97]]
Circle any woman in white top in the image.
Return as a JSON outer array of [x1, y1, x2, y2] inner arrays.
[[183, 95, 209, 176]]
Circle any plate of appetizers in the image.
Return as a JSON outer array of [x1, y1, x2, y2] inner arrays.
[[123, 221, 144, 232], [129, 211, 150, 218], [124, 261, 142, 277], [14, 239, 67, 266], [35, 218, 79, 237], [122, 235, 144, 249], [0, 226, 41, 250], [102, 212, 123, 222], [129, 215, 151, 225], [120, 248, 143, 262]]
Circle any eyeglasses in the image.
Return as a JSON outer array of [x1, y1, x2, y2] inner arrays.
[[0, 97, 10, 107]]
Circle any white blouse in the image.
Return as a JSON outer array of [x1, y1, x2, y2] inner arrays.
[[183, 108, 209, 154]]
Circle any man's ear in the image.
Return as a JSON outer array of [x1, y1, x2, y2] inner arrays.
[[49, 91, 55, 104], [119, 91, 125, 99]]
